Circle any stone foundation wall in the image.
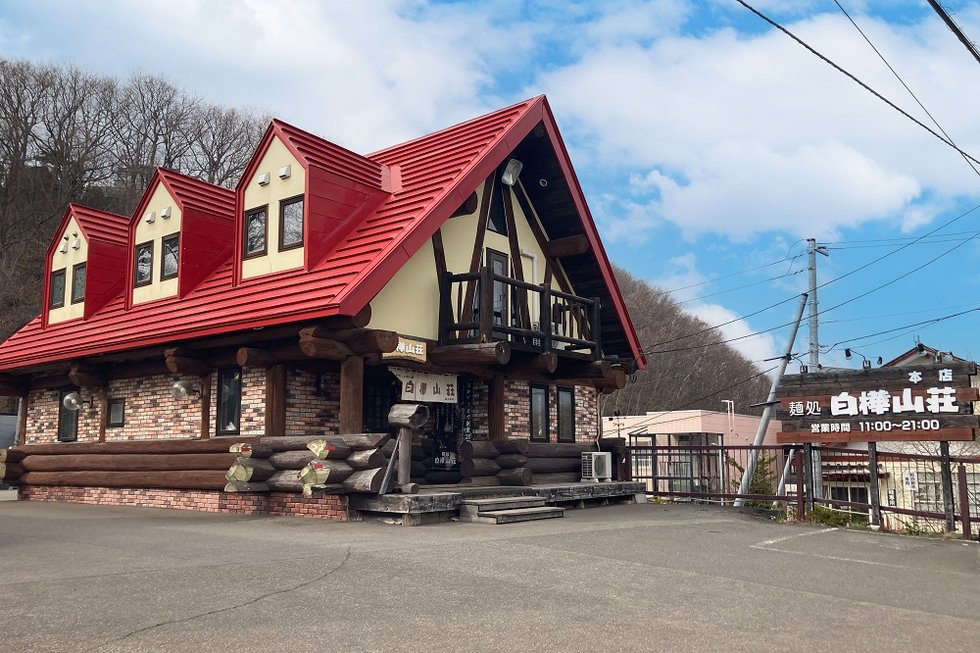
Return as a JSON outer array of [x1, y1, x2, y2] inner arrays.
[[18, 485, 349, 521]]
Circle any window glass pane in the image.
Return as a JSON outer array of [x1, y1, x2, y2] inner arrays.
[[50, 270, 66, 308], [71, 263, 86, 303], [135, 243, 153, 285], [58, 391, 78, 442], [487, 182, 507, 234], [162, 235, 179, 279], [558, 388, 575, 442], [245, 209, 267, 256], [830, 487, 849, 502], [108, 399, 125, 427], [217, 368, 242, 434], [530, 385, 548, 442], [280, 197, 304, 249]]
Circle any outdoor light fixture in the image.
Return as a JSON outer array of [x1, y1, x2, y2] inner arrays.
[[70, 232, 81, 250], [257, 172, 271, 186], [62, 391, 92, 412], [145, 211, 156, 224], [171, 380, 200, 400], [501, 158, 523, 186], [160, 206, 172, 219], [59, 236, 69, 254], [278, 164, 291, 179]]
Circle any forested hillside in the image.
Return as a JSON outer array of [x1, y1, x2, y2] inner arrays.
[[606, 266, 773, 417]]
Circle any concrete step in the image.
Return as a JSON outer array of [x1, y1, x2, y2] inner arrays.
[[460, 496, 546, 512], [475, 506, 565, 524]]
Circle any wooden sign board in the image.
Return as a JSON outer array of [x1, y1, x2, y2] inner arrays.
[[381, 336, 427, 363], [775, 362, 979, 443]]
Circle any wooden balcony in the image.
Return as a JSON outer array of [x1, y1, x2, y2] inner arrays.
[[439, 267, 601, 360]]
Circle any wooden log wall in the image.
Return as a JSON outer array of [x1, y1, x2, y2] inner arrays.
[[223, 434, 391, 495], [1, 440, 253, 490]]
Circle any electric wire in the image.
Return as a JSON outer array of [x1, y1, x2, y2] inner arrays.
[[735, 0, 980, 167], [659, 252, 806, 295], [834, 0, 980, 178], [820, 306, 980, 353], [675, 267, 805, 305]]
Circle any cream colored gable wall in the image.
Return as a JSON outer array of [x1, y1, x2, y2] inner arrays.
[[48, 217, 88, 324], [242, 136, 306, 279], [132, 183, 182, 305], [368, 179, 562, 340]]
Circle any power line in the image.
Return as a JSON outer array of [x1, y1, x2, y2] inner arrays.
[[675, 267, 805, 305], [734, 0, 980, 167], [927, 0, 980, 67], [834, 0, 980, 178], [659, 252, 805, 295], [820, 306, 980, 353]]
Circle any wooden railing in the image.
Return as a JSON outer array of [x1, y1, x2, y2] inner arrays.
[[439, 268, 601, 359]]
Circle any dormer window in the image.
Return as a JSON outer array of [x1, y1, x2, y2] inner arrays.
[[244, 206, 268, 258], [70, 263, 86, 304], [134, 241, 153, 287], [50, 269, 66, 309], [161, 233, 180, 280], [279, 195, 304, 251]]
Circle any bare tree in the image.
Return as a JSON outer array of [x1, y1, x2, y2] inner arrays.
[[188, 106, 267, 187]]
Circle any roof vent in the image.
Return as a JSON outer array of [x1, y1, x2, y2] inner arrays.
[[145, 211, 156, 224], [278, 164, 291, 179], [160, 206, 172, 219], [257, 172, 271, 186]]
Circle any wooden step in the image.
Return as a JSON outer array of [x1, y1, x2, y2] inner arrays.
[[460, 496, 546, 512], [462, 506, 565, 524]]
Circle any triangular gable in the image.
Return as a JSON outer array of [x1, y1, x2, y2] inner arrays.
[[43, 204, 129, 324], [328, 96, 646, 368]]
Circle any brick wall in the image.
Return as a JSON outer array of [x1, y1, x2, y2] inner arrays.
[[18, 485, 349, 521], [26, 368, 267, 444], [496, 379, 598, 443], [285, 369, 340, 436]]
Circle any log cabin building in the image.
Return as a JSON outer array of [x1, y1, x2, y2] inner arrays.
[[0, 96, 645, 520]]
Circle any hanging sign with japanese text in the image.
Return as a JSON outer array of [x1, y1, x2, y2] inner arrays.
[[389, 367, 458, 404], [775, 362, 979, 443]]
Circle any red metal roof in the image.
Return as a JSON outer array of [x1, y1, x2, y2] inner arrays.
[[0, 96, 645, 371]]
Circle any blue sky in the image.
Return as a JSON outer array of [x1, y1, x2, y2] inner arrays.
[[3, 0, 980, 371]]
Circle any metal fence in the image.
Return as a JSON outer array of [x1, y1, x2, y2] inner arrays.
[[624, 437, 980, 540]]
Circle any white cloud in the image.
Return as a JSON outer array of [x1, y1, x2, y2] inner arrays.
[[539, 8, 980, 240]]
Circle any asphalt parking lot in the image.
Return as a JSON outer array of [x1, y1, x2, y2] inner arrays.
[[0, 490, 978, 652]]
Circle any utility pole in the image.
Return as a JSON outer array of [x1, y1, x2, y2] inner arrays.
[[806, 238, 828, 370], [806, 238, 828, 502]]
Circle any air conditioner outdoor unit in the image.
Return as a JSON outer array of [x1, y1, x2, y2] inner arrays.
[[581, 452, 612, 482]]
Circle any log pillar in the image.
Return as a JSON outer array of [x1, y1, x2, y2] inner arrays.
[[98, 388, 108, 443], [340, 355, 364, 434], [488, 374, 505, 441], [16, 395, 27, 447], [265, 364, 287, 436], [200, 373, 212, 440]]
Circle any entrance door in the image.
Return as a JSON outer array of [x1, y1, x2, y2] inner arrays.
[[487, 249, 509, 328]]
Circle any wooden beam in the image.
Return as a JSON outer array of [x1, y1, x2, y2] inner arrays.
[[200, 374, 212, 440], [340, 355, 364, 434], [345, 330, 398, 355], [322, 305, 372, 331], [462, 172, 495, 323], [236, 347, 275, 368], [298, 335, 353, 360], [544, 234, 590, 258], [21, 453, 238, 472], [19, 470, 229, 491], [488, 374, 505, 441], [553, 359, 610, 380], [502, 185, 532, 329], [16, 396, 26, 447], [506, 352, 558, 375], [266, 364, 286, 437], [98, 389, 108, 443], [164, 348, 212, 376], [68, 363, 106, 388], [430, 342, 511, 366], [592, 366, 627, 391]]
